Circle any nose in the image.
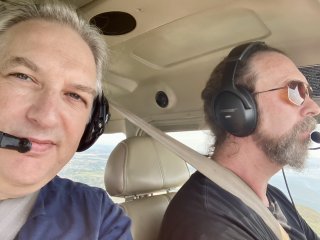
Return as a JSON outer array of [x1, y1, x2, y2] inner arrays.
[[302, 95, 320, 117], [26, 91, 60, 128]]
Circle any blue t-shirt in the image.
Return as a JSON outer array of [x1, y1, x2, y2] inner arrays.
[[16, 176, 132, 240]]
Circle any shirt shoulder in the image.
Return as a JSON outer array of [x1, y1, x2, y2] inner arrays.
[[159, 172, 277, 240], [22, 176, 133, 240]]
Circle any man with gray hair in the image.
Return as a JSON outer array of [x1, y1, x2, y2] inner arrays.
[[0, 0, 132, 239]]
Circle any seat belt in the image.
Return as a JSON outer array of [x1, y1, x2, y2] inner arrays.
[[110, 100, 288, 240], [279, 224, 290, 240]]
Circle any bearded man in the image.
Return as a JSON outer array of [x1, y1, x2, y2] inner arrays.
[[159, 42, 320, 240]]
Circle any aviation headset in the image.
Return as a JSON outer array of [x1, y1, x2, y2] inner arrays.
[[77, 93, 110, 152], [213, 41, 266, 137]]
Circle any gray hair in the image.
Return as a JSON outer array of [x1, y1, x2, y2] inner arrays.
[[0, 0, 108, 97]]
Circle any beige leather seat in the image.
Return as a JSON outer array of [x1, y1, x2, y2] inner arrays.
[[105, 136, 190, 240]]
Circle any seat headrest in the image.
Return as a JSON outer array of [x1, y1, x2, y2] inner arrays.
[[105, 136, 190, 197]]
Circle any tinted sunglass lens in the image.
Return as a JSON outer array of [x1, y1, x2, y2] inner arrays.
[[298, 82, 307, 98], [288, 82, 305, 106], [308, 86, 313, 98]]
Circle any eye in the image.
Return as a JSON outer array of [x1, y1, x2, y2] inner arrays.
[[66, 92, 87, 105], [67, 92, 81, 100], [9, 72, 33, 81]]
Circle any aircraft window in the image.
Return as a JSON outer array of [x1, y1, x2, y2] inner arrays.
[[58, 133, 126, 189], [59, 131, 211, 187], [167, 130, 213, 155], [59, 130, 212, 198], [167, 130, 213, 173]]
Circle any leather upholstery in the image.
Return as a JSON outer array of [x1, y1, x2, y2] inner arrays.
[[105, 136, 190, 240]]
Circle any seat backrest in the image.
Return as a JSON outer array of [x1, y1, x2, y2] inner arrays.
[[105, 136, 190, 240]]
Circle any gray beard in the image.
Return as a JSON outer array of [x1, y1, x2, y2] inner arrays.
[[252, 116, 317, 170]]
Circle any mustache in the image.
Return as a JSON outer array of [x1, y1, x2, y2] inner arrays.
[[293, 116, 317, 135]]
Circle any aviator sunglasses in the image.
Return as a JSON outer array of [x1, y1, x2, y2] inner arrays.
[[253, 80, 312, 106]]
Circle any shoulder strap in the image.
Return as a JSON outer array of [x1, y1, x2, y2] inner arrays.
[[279, 223, 290, 240], [110, 100, 284, 240]]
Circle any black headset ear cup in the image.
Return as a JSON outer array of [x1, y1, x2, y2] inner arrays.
[[77, 95, 110, 152], [213, 86, 257, 137], [212, 41, 265, 137]]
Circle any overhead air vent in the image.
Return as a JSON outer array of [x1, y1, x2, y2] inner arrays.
[[155, 91, 169, 108], [90, 11, 136, 35]]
